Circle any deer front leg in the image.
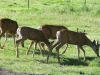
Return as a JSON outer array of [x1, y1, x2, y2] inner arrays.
[[76, 45, 80, 62], [1, 33, 8, 49], [38, 42, 44, 56], [79, 46, 86, 62], [46, 48, 52, 64]]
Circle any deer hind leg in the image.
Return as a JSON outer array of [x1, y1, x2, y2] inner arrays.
[[79, 46, 86, 62], [26, 41, 34, 55], [15, 38, 26, 58], [61, 44, 68, 55], [46, 46, 52, 64], [32, 40, 37, 57], [56, 43, 65, 63]]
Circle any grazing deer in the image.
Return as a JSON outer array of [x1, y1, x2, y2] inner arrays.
[[60, 28, 86, 55], [26, 24, 68, 56], [15, 26, 53, 58], [47, 29, 99, 63], [0, 18, 18, 49]]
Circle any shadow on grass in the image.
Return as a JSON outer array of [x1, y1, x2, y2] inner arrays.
[[60, 56, 96, 66], [32, 49, 57, 57], [28, 49, 96, 66]]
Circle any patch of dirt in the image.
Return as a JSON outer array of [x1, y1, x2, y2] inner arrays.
[[0, 68, 51, 75]]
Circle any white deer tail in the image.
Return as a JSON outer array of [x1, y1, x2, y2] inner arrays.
[[56, 31, 61, 41]]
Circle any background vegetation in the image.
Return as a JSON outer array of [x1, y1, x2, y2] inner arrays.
[[0, 0, 100, 75]]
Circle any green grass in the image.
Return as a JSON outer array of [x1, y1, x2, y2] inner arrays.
[[0, 0, 100, 75]]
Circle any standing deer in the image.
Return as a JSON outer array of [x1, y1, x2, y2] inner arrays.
[[47, 29, 99, 63], [15, 26, 53, 58], [26, 24, 68, 56], [0, 18, 18, 49]]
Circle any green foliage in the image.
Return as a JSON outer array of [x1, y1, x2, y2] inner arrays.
[[0, 0, 100, 75]]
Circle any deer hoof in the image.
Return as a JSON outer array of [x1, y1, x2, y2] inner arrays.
[[32, 55, 34, 58], [17, 56, 19, 58], [0, 46, 4, 49], [26, 52, 28, 55]]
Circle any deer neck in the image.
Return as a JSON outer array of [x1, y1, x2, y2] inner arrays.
[[87, 39, 94, 50]]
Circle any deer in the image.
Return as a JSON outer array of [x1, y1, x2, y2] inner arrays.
[[0, 18, 18, 49], [15, 26, 53, 58], [47, 29, 99, 63], [59, 28, 86, 55], [26, 24, 68, 56]]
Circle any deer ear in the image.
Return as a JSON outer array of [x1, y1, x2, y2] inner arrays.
[[93, 40, 96, 44]]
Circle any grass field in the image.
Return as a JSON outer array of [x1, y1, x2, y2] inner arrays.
[[0, 0, 100, 75]]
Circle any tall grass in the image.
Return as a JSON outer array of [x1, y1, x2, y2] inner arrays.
[[0, 0, 100, 75]]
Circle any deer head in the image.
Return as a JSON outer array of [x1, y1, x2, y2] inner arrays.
[[93, 40, 100, 57], [47, 41, 54, 51]]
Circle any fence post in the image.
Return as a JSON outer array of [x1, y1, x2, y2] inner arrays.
[[28, 0, 29, 8], [84, 0, 86, 7]]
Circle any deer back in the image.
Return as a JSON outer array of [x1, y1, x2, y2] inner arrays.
[[0, 18, 18, 34], [17, 26, 50, 43], [38, 24, 67, 39], [57, 29, 88, 45]]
